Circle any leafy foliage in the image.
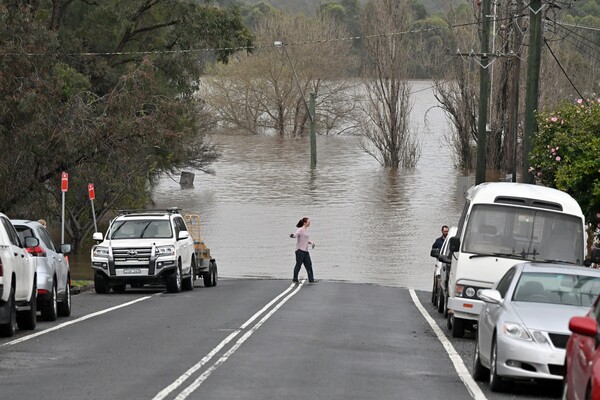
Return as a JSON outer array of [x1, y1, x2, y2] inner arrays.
[[530, 99, 600, 238], [0, 2, 252, 249]]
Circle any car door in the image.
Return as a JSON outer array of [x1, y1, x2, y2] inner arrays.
[[37, 226, 66, 296], [1, 216, 31, 300], [572, 300, 600, 398], [174, 216, 192, 273], [479, 267, 516, 366]]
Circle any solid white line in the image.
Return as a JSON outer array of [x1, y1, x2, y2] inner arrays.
[[152, 281, 302, 400], [408, 289, 488, 400], [174, 282, 305, 399], [1, 295, 152, 347]]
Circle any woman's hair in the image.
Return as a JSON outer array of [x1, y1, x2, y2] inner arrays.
[[296, 217, 309, 228]]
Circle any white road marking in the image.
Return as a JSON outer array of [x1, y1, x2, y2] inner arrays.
[[409, 289, 488, 400], [153, 281, 303, 400], [0, 295, 153, 347]]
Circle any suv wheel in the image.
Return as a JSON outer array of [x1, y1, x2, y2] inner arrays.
[[0, 287, 17, 337], [57, 280, 71, 317], [94, 271, 111, 294], [166, 264, 182, 293], [41, 280, 58, 321], [17, 282, 37, 330], [182, 259, 195, 291]]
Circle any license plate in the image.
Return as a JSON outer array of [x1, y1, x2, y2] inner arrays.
[[123, 268, 141, 274]]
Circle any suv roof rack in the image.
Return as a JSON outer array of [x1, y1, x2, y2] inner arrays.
[[117, 208, 182, 215]]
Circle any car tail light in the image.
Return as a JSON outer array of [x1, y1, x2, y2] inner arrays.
[[26, 246, 46, 257], [0, 257, 3, 277]]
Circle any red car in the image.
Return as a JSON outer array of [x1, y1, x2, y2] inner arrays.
[[564, 298, 600, 400]]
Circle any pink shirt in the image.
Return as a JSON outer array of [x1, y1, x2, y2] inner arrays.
[[292, 227, 310, 251]]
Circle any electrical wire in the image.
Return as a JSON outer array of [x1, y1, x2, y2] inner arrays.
[[543, 37, 589, 104]]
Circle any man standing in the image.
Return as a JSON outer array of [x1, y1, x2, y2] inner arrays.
[[432, 225, 449, 250]]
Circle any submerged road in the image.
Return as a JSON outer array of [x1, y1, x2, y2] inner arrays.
[[0, 279, 560, 400]]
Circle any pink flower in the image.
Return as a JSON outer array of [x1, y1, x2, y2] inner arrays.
[[556, 156, 561, 161], [551, 117, 558, 122], [551, 148, 555, 152], [597, 213, 600, 218], [577, 99, 583, 104]]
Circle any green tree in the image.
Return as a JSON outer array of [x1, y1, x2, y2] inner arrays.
[[530, 99, 600, 245], [0, 1, 253, 250]]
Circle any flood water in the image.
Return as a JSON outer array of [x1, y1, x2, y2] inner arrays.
[[148, 81, 468, 290]]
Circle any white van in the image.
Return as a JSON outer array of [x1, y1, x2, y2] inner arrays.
[[441, 182, 589, 337]]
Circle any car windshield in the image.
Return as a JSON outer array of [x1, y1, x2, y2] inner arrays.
[[462, 204, 584, 264], [109, 220, 172, 239], [512, 272, 600, 306]]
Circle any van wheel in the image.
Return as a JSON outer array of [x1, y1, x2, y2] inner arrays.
[[17, 282, 37, 331], [452, 316, 465, 338], [0, 288, 17, 337], [41, 281, 58, 321], [94, 271, 110, 294]]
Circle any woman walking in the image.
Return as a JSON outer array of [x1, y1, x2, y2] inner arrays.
[[289, 217, 317, 283]]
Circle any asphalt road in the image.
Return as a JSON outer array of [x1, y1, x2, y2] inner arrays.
[[0, 279, 562, 400]]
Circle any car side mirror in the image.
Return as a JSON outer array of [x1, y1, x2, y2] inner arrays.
[[60, 244, 71, 254], [569, 316, 598, 339], [430, 248, 440, 258], [479, 289, 502, 304], [24, 236, 39, 248], [439, 254, 452, 264], [92, 232, 103, 241], [449, 236, 460, 253], [178, 231, 190, 240]]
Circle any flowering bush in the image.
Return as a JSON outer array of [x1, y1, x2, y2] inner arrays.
[[530, 98, 600, 245]]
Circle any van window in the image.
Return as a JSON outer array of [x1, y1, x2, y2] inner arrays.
[[462, 204, 584, 264]]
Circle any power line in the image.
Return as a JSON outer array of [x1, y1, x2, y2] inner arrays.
[[543, 37, 589, 104]]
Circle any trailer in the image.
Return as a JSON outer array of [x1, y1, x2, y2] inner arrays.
[[184, 213, 218, 287]]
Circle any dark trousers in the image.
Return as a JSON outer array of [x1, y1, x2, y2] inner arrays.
[[293, 250, 314, 282]]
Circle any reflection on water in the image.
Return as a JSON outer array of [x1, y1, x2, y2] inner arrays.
[[149, 82, 467, 289]]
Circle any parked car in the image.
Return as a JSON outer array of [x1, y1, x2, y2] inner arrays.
[[445, 182, 589, 338], [0, 212, 38, 337], [430, 226, 457, 314], [12, 219, 72, 321], [563, 295, 600, 400], [472, 262, 600, 392]]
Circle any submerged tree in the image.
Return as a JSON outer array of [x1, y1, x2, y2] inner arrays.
[[358, 0, 420, 168], [202, 11, 358, 137]]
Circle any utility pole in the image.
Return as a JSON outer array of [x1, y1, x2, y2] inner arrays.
[[522, 0, 543, 184], [274, 41, 317, 169], [508, 1, 522, 182], [476, 0, 492, 185]]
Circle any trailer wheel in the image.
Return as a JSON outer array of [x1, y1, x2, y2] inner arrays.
[[211, 261, 218, 287]]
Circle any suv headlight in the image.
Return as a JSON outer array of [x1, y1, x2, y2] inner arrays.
[[92, 246, 109, 258], [156, 245, 175, 257]]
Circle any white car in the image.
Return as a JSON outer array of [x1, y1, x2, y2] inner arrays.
[[0, 212, 38, 337], [12, 219, 72, 321], [91, 209, 197, 293], [473, 262, 600, 392]]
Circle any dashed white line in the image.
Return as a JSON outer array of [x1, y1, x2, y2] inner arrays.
[[409, 289, 488, 400]]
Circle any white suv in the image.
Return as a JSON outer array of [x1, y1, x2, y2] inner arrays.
[[0, 212, 38, 337], [91, 209, 196, 294]]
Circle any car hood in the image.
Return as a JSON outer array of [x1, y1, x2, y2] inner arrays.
[[100, 238, 175, 248], [511, 302, 589, 333]]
